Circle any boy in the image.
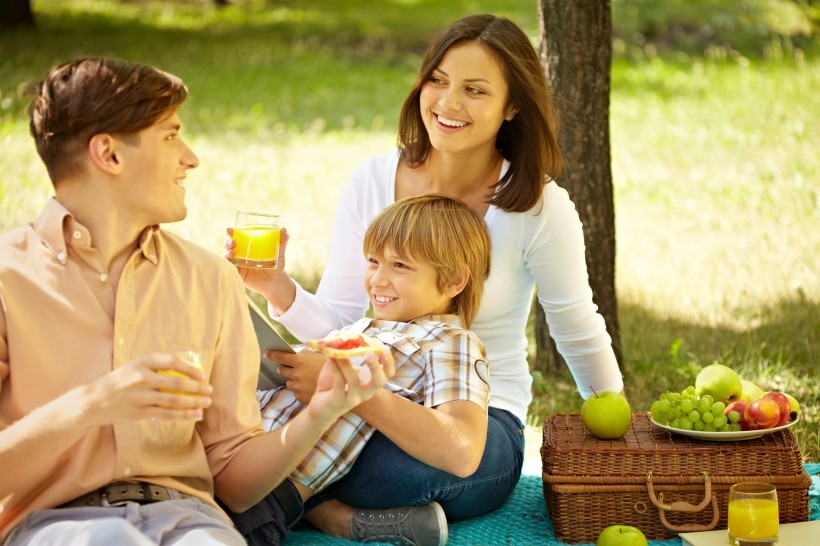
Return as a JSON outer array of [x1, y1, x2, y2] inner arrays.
[[231, 194, 492, 546], [0, 57, 391, 545]]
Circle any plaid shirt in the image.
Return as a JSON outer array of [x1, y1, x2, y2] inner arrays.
[[257, 314, 489, 492]]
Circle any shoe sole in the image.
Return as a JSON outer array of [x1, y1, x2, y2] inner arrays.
[[429, 501, 448, 546]]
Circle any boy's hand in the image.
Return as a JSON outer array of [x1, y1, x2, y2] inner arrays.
[[272, 349, 326, 404]]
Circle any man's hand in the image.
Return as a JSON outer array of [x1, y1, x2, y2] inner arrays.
[[78, 353, 213, 426], [307, 350, 395, 423]]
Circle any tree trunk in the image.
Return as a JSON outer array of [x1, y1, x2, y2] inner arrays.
[[0, 0, 34, 29], [535, 0, 622, 377]]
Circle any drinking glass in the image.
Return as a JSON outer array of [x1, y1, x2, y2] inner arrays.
[[728, 482, 779, 545], [159, 350, 204, 420], [232, 211, 280, 269]]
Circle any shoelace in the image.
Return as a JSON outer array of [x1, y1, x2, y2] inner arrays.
[[352, 510, 414, 544]]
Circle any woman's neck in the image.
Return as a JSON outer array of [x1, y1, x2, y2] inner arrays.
[[398, 149, 503, 216]]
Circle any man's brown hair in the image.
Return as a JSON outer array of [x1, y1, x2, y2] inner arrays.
[[28, 57, 188, 183]]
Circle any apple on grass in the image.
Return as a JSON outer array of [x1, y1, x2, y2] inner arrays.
[[581, 389, 632, 440], [596, 525, 648, 546]]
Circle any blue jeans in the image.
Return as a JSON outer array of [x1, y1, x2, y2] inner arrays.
[[307, 407, 525, 521]]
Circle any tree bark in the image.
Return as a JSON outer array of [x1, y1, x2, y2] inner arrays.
[[535, 0, 622, 377], [0, 0, 34, 29]]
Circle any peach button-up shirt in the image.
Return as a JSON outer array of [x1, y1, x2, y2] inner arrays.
[[0, 198, 265, 538]]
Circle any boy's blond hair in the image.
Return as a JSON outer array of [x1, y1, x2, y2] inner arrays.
[[363, 193, 491, 327]]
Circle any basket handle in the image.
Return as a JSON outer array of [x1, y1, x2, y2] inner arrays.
[[644, 471, 713, 512], [657, 493, 719, 532]]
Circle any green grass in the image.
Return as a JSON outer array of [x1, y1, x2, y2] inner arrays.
[[1, 0, 817, 462]]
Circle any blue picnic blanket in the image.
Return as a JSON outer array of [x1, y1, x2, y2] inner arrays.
[[283, 463, 820, 545]]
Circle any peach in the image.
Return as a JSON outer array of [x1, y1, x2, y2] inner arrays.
[[744, 398, 781, 430], [725, 400, 751, 430], [763, 392, 791, 426]]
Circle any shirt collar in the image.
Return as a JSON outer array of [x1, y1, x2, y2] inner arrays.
[[33, 197, 161, 265]]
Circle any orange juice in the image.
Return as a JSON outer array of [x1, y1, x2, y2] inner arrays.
[[233, 225, 280, 269], [159, 351, 203, 396], [728, 498, 779, 541]]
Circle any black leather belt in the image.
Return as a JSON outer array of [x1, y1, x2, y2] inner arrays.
[[59, 481, 174, 508]]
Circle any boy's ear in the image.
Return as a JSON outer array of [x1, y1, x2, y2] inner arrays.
[[444, 266, 471, 298], [87, 133, 123, 175]]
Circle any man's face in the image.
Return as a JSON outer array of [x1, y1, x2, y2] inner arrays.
[[116, 110, 199, 225]]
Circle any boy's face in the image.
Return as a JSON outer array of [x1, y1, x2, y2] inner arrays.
[[364, 246, 453, 322], [115, 110, 199, 226]]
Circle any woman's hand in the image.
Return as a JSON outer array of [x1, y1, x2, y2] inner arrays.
[[224, 227, 294, 309]]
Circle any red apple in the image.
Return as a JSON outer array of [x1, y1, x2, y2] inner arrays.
[[763, 392, 791, 426], [724, 400, 750, 430], [744, 398, 781, 429]]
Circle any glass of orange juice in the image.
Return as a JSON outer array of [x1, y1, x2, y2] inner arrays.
[[728, 482, 778, 545], [159, 350, 204, 420], [232, 211, 280, 269]]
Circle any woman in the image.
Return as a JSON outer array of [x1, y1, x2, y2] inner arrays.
[[228, 13, 623, 545]]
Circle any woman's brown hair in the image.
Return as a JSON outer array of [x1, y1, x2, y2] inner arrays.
[[397, 14, 563, 213]]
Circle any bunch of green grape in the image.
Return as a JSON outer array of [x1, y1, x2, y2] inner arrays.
[[649, 386, 742, 432]]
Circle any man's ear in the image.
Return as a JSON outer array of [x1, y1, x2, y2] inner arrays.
[[87, 134, 123, 174], [444, 266, 471, 298]]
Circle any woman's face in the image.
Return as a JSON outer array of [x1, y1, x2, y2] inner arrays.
[[419, 41, 515, 157]]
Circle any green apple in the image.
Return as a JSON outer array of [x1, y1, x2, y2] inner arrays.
[[695, 363, 742, 403], [596, 524, 648, 546], [739, 379, 765, 401], [581, 390, 631, 440]]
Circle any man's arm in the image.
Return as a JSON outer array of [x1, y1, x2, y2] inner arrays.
[[213, 353, 391, 512], [0, 354, 210, 498]]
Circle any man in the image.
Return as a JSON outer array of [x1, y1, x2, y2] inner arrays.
[[0, 57, 391, 545]]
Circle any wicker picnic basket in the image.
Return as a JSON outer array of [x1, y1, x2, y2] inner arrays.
[[541, 413, 811, 543]]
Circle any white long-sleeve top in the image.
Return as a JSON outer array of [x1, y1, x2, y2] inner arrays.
[[275, 152, 623, 423]]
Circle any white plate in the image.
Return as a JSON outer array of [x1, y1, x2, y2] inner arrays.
[[649, 414, 800, 441]]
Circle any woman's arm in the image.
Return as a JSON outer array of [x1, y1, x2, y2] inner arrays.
[[527, 183, 624, 398]]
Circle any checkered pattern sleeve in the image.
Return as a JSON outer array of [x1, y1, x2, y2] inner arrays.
[[423, 330, 490, 411]]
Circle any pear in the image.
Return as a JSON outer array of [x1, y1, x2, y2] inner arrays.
[[739, 379, 765, 401], [695, 363, 743, 404]]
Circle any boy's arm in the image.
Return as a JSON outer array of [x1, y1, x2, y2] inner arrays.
[[353, 393, 487, 478], [352, 330, 490, 477], [213, 353, 391, 512]]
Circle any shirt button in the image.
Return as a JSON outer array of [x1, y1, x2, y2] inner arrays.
[[73, 231, 82, 239], [123, 467, 133, 476], [100, 273, 109, 282], [57, 252, 66, 262]]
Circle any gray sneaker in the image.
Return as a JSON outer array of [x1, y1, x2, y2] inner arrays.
[[349, 501, 448, 546]]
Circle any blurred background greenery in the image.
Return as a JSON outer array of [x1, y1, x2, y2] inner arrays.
[[1, 0, 817, 461]]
